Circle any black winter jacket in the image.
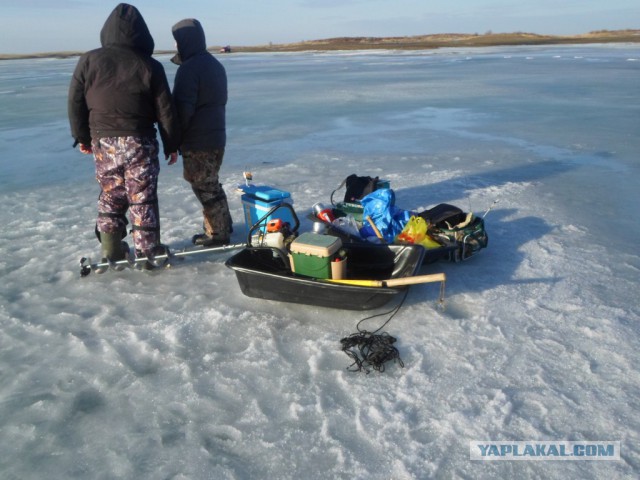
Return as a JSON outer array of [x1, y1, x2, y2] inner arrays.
[[68, 3, 180, 155], [171, 19, 227, 151]]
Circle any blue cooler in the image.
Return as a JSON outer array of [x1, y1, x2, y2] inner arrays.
[[240, 185, 295, 232]]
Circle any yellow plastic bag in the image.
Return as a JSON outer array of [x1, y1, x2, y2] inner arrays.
[[395, 216, 442, 249]]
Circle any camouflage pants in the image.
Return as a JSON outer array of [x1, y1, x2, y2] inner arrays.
[[183, 149, 232, 237], [92, 136, 161, 256]]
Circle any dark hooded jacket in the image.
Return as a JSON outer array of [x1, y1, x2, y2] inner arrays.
[[171, 19, 227, 150], [68, 3, 180, 155]]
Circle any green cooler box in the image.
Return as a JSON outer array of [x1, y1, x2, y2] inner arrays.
[[289, 233, 342, 279]]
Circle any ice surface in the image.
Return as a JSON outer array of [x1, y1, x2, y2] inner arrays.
[[0, 44, 639, 479]]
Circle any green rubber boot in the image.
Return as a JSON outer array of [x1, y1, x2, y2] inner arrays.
[[100, 231, 129, 262]]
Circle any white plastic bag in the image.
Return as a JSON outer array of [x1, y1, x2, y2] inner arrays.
[[332, 215, 361, 237]]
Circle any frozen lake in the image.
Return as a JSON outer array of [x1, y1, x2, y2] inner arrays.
[[0, 44, 639, 479]]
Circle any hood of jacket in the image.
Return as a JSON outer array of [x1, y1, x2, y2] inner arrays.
[[100, 3, 154, 55], [171, 19, 207, 65]]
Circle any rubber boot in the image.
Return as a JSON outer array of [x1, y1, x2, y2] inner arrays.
[[100, 231, 129, 261]]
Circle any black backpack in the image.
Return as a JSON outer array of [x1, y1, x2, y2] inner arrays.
[[418, 203, 466, 227], [331, 174, 379, 204]]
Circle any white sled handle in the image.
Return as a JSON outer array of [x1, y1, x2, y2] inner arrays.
[[325, 273, 446, 306], [326, 272, 445, 287]]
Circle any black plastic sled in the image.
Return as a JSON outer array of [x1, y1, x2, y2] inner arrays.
[[225, 243, 426, 310]]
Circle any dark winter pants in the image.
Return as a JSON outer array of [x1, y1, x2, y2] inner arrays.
[[92, 136, 161, 256], [182, 148, 232, 237]]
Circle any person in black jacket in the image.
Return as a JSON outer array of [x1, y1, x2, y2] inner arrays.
[[171, 18, 232, 246], [68, 3, 180, 264]]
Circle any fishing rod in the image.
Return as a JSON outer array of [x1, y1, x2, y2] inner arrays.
[[482, 198, 500, 218]]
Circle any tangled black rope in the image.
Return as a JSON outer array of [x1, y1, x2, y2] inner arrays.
[[340, 289, 409, 373]]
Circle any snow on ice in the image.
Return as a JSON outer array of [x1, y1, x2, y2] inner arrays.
[[0, 44, 639, 479]]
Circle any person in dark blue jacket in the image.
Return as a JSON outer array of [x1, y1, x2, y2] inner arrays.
[[171, 19, 232, 246]]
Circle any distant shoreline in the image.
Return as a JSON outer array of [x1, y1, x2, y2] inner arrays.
[[1, 29, 638, 60]]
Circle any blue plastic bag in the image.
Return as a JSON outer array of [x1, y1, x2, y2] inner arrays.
[[359, 189, 412, 243]]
